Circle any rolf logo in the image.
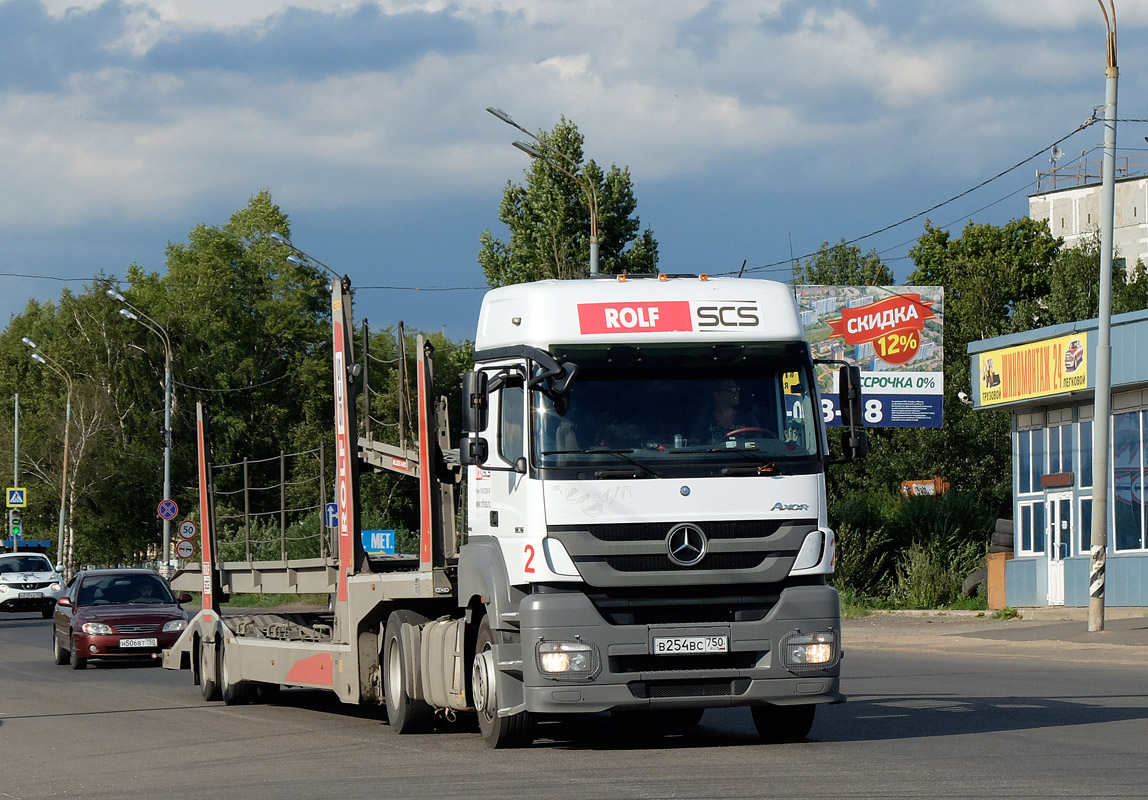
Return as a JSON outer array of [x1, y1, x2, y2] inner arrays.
[[771, 502, 810, 512], [577, 300, 761, 335]]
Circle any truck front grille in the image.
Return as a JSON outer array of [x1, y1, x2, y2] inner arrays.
[[547, 518, 818, 589]]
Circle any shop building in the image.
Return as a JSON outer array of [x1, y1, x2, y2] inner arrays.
[[968, 309, 1148, 607]]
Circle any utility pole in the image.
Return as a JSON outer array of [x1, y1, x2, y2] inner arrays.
[[1089, 0, 1118, 633]]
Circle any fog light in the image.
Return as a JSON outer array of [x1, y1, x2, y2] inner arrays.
[[89, 644, 98, 653], [780, 630, 839, 673], [536, 640, 598, 679]]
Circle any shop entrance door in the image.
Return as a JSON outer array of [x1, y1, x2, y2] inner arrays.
[[1046, 492, 1071, 606]]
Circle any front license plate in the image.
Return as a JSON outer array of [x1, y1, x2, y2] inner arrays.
[[653, 635, 729, 655], [119, 638, 158, 648], [18, 591, 42, 599]]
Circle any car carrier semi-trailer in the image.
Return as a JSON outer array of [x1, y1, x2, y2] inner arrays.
[[163, 271, 868, 748]]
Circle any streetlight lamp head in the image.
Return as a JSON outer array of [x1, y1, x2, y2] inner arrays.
[[286, 254, 305, 268], [269, 232, 291, 247], [31, 353, 47, 365], [105, 288, 126, 302], [487, 107, 515, 126], [21, 337, 37, 349], [119, 308, 139, 321], [512, 140, 542, 159]]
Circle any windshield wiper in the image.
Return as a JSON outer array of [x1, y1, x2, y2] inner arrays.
[[541, 448, 662, 479]]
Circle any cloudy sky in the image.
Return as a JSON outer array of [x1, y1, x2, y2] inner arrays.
[[2, 0, 1146, 340]]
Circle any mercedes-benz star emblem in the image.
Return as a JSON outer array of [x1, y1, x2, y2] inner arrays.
[[666, 523, 708, 567]]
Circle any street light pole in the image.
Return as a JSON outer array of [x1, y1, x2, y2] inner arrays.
[[22, 339, 73, 572], [107, 290, 174, 574], [487, 107, 601, 275], [1089, 0, 1119, 634]]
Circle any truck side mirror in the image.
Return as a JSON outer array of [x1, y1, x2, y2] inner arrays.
[[462, 370, 489, 434], [459, 436, 489, 466], [840, 428, 870, 460], [838, 365, 864, 428]]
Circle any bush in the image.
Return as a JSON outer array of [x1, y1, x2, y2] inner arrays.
[[893, 534, 985, 608]]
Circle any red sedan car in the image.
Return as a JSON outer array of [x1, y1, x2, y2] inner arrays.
[[52, 569, 191, 670]]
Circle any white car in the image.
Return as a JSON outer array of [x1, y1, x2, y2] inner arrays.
[[0, 553, 66, 618]]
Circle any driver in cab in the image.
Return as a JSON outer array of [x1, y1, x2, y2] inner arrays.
[[693, 379, 761, 444]]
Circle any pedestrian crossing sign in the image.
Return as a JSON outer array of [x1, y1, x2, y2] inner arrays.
[[6, 488, 26, 508]]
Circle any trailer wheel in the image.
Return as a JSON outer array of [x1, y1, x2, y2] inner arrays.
[[751, 703, 816, 743], [473, 615, 533, 748], [220, 639, 254, 705], [197, 638, 221, 702], [383, 609, 432, 733]]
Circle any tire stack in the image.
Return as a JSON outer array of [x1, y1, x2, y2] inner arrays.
[[990, 518, 1014, 553]]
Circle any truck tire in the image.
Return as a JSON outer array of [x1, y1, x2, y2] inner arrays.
[[69, 636, 87, 670], [220, 640, 254, 705], [962, 567, 988, 598], [53, 631, 69, 665], [473, 615, 533, 748], [751, 703, 816, 743], [383, 609, 432, 733], [198, 638, 221, 702]]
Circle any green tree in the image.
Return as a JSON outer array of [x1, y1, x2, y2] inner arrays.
[[1044, 231, 1148, 323], [794, 240, 894, 285], [478, 117, 658, 285]]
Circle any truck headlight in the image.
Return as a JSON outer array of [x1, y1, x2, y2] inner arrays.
[[536, 640, 598, 678], [780, 630, 839, 673]]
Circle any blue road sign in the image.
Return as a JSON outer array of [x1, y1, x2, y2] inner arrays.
[[324, 502, 339, 529], [362, 529, 395, 555], [157, 499, 179, 520], [6, 488, 26, 507]]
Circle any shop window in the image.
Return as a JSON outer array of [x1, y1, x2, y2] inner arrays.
[[1079, 420, 1093, 488], [1112, 411, 1146, 552], [1016, 429, 1046, 496], [1019, 500, 1046, 554], [1047, 423, 1073, 475], [1078, 498, 1092, 556]]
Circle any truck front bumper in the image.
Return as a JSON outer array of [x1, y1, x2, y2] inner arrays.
[[514, 584, 842, 715]]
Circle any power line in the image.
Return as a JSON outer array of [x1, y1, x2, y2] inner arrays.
[[736, 118, 1101, 277]]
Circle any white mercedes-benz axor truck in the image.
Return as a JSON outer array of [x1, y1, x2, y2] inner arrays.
[[165, 272, 868, 748]]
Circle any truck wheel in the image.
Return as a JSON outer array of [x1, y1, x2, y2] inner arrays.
[[198, 638, 221, 702], [220, 640, 254, 705], [383, 609, 432, 733], [69, 636, 87, 670], [53, 631, 69, 665], [473, 615, 533, 748], [751, 703, 816, 742]]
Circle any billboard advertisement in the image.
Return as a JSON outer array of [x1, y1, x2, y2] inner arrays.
[[797, 286, 944, 428], [975, 332, 1087, 407]]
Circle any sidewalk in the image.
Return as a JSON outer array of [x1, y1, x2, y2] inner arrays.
[[846, 608, 1148, 650]]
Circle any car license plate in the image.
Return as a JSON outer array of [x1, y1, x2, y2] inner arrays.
[[18, 591, 42, 599], [653, 635, 728, 655], [119, 638, 158, 648]]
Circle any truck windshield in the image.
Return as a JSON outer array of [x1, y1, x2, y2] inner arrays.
[[532, 343, 823, 475]]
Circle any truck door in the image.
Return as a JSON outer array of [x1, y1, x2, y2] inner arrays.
[[471, 373, 530, 557]]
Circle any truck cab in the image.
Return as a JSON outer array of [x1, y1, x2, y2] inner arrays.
[[457, 276, 855, 745]]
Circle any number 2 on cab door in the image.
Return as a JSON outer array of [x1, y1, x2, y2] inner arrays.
[[523, 544, 536, 573]]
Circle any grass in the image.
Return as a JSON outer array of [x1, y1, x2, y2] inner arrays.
[[838, 588, 989, 619], [992, 606, 1021, 620], [189, 592, 328, 608]]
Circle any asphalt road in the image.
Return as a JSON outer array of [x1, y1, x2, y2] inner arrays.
[[2, 610, 1146, 799]]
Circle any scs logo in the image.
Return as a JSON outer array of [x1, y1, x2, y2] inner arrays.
[[696, 304, 760, 329], [771, 502, 810, 512]]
